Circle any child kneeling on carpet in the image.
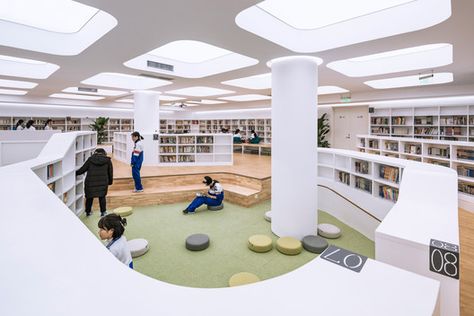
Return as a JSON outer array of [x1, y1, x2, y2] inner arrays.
[[183, 176, 224, 214], [98, 214, 133, 269]]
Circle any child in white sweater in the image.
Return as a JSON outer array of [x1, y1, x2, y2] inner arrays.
[[98, 214, 133, 269]]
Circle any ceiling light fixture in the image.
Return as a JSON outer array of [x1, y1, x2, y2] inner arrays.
[[82, 73, 172, 90], [165, 86, 235, 97], [364, 72, 453, 89], [49, 93, 105, 101], [0, 88, 28, 96], [0, 54, 59, 79], [0, 78, 37, 89]]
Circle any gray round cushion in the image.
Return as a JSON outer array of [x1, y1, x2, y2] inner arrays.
[[264, 211, 272, 222], [207, 203, 224, 211], [302, 235, 328, 254], [186, 233, 210, 251], [317, 223, 342, 239], [128, 238, 149, 258]]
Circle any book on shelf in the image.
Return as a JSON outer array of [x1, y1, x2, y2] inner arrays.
[[159, 156, 177, 163], [457, 149, 474, 161], [457, 166, 474, 178], [178, 136, 195, 144], [370, 117, 389, 125], [428, 147, 449, 158], [391, 117, 406, 125], [159, 146, 176, 153], [379, 165, 399, 183], [338, 171, 350, 185], [385, 142, 398, 151], [46, 164, 54, 179], [197, 136, 213, 144], [379, 185, 399, 202], [178, 155, 195, 163], [405, 144, 421, 155], [459, 182, 474, 195], [440, 116, 466, 125], [414, 116, 434, 125], [63, 192, 68, 203], [368, 140, 379, 149], [178, 146, 195, 153], [197, 146, 212, 153], [355, 161, 369, 174], [355, 176, 372, 193], [47, 182, 55, 192]]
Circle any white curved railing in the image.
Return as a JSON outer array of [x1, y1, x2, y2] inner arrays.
[[0, 139, 459, 316]]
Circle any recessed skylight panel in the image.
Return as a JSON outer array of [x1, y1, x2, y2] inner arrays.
[[0, 88, 28, 95], [82, 73, 172, 90], [222, 73, 271, 89], [0, 78, 37, 89], [256, 0, 414, 30], [49, 93, 104, 101], [0, 0, 99, 33], [0, 55, 59, 79], [166, 86, 234, 97], [318, 86, 349, 95], [327, 43, 453, 77], [364, 72, 453, 89], [124, 40, 258, 78], [218, 94, 271, 102], [236, 0, 451, 52]]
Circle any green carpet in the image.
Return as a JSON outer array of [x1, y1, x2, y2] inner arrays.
[[81, 201, 374, 288]]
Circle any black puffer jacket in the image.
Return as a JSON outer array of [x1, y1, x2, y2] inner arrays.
[[76, 153, 113, 198]]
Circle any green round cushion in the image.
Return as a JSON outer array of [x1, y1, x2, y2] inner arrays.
[[276, 237, 302, 255], [229, 272, 260, 287], [113, 206, 133, 217], [248, 235, 273, 253]]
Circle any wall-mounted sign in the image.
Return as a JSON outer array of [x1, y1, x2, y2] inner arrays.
[[429, 239, 459, 280]]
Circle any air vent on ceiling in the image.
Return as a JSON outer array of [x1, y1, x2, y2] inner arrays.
[[139, 73, 174, 81], [78, 87, 98, 93], [147, 60, 174, 72]]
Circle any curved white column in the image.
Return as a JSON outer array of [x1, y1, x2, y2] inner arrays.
[[133, 90, 161, 134], [269, 56, 319, 239]]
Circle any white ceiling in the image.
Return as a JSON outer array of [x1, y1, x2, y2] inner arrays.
[[0, 0, 473, 112]]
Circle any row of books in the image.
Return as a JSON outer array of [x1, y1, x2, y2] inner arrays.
[[440, 116, 467, 125], [371, 117, 389, 125], [457, 149, 474, 161], [355, 177, 372, 193], [440, 127, 464, 136], [197, 136, 214, 144], [379, 185, 399, 202], [392, 117, 407, 125], [338, 171, 350, 185], [160, 137, 177, 144], [428, 147, 449, 158], [459, 182, 474, 195], [355, 160, 369, 174], [159, 156, 177, 163], [178, 147, 195, 153], [159, 146, 176, 153], [47, 164, 55, 179], [414, 127, 438, 135], [197, 146, 212, 153], [178, 155, 196, 163], [178, 137, 195, 144], [405, 144, 421, 155], [379, 165, 399, 183], [368, 140, 379, 149], [385, 142, 399, 151], [414, 116, 434, 125], [371, 127, 389, 134], [457, 166, 474, 178]]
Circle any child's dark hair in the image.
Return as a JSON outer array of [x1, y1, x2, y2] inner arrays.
[[26, 119, 34, 128], [98, 214, 127, 239], [44, 119, 52, 128], [131, 131, 144, 140], [15, 119, 24, 128]]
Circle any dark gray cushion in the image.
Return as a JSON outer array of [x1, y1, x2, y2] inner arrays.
[[207, 203, 224, 211], [185, 233, 210, 251], [302, 235, 328, 254]]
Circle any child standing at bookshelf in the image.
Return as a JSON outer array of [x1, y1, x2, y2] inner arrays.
[[98, 214, 133, 269], [76, 148, 113, 217], [131, 131, 144, 193]]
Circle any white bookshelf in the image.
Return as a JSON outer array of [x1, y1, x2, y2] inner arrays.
[[370, 105, 474, 142], [113, 132, 233, 166], [30, 131, 96, 216], [357, 134, 474, 210]]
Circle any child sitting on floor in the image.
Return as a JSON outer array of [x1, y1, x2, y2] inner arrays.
[[98, 214, 133, 269], [183, 176, 224, 214]]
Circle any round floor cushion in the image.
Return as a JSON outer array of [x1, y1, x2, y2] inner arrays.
[[228, 272, 260, 287], [185, 233, 210, 251], [276, 237, 302, 255], [318, 223, 342, 239], [128, 238, 149, 258], [302, 235, 328, 254], [207, 203, 224, 211], [248, 234, 273, 253], [264, 211, 272, 222], [112, 206, 133, 217]]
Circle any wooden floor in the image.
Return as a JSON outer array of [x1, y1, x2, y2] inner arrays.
[[111, 153, 474, 314], [112, 153, 271, 180]]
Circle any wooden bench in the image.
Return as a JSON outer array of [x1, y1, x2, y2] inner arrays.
[[233, 143, 271, 155]]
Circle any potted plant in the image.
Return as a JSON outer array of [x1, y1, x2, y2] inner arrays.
[[90, 117, 109, 144], [318, 113, 330, 148]]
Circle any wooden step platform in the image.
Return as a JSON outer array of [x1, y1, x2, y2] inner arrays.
[[105, 173, 270, 209]]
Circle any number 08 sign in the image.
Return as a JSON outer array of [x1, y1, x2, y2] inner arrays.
[[429, 239, 459, 280]]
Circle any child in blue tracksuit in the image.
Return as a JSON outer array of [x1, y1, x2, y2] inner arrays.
[[183, 176, 224, 214], [131, 131, 144, 193]]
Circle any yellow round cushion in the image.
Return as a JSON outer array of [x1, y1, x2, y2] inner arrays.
[[276, 237, 302, 255], [248, 235, 273, 253], [112, 206, 133, 217], [229, 272, 260, 287]]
